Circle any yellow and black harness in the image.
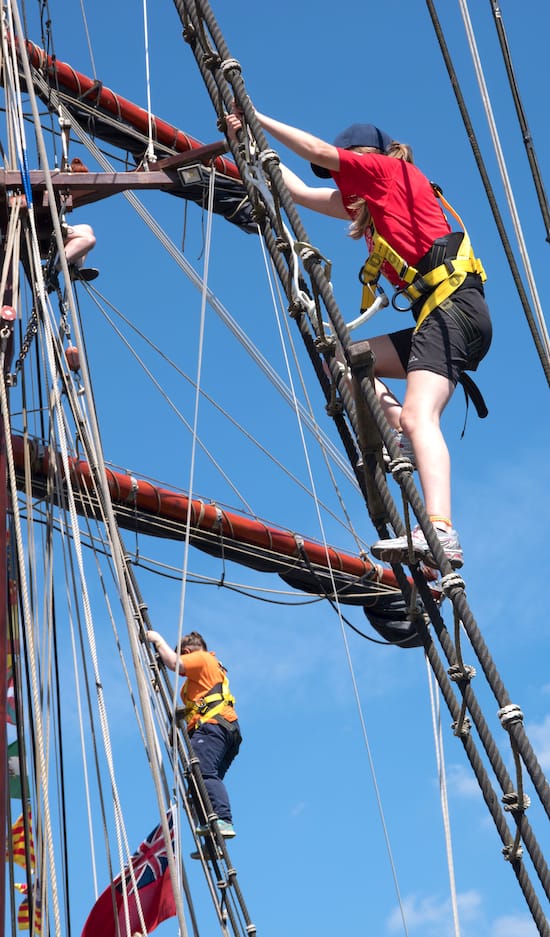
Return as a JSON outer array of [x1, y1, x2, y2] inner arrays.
[[180, 661, 237, 735], [359, 185, 486, 331], [358, 185, 489, 421]]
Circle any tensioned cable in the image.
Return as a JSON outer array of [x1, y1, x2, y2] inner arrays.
[[426, 658, 461, 937], [141, 0, 156, 165], [83, 288, 256, 514], [171, 155, 217, 755], [28, 74, 360, 489], [425, 0, 550, 386], [19, 502, 400, 607], [254, 178, 411, 936], [78, 0, 97, 80], [487, 0, 550, 242], [457, 0, 550, 362], [84, 285, 360, 537], [257, 237, 367, 555], [13, 17, 188, 931]]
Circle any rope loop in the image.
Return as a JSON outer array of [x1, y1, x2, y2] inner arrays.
[[220, 58, 241, 77], [502, 842, 523, 862], [502, 791, 531, 813], [440, 571, 466, 597], [447, 663, 476, 683], [451, 716, 471, 737], [259, 148, 280, 169], [388, 455, 415, 479], [498, 703, 524, 729], [202, 51, 221, 71]]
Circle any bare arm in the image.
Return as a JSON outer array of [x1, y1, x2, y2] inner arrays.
[[255, 112, 340, 176], [225, 111, 348, 219], [147, 630, 185, 674], [279, 164, 349, 219]]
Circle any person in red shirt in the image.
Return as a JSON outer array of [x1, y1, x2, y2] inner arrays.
[[226, 110, 492, 569], [146, 629, 241, 838]]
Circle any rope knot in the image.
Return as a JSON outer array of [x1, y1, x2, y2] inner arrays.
[[447, 663, 476, 683], [502, 842, 523, 862], [451, 716, 471, 737], [502, 791, 531, 813], [440, 571, 466, 597], [498, 703, 524, 729], [259, 148, 280, 169], [388, 456, 415, 479], [220, 58, 241, 77]]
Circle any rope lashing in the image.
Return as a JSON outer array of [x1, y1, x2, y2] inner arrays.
[[451, 715, 472, 738], [447, 663, 476, 683], [220, 58, 241, 77], [498, 703, 525, 729], [440, 572, 466, 597], [502, 791, 531, 813], [387, 455, 415, 479]]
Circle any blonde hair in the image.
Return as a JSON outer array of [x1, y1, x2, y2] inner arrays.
[[347, 141, 414, 240]]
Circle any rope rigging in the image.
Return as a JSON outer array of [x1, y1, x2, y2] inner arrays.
[[425, 0, 550, 386], [2, 2, 549, 936], [168, 1, 550, 933]]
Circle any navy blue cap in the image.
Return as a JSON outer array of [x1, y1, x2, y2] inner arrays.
[[311, 123, 393, 178]]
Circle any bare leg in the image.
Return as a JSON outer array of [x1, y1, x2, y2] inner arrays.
[[61, 223, 96, 269], [368, 334, 407, 429], [400, 369, 455, 520]]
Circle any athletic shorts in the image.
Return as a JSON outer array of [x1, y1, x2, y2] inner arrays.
[[388, 286, 492, 385]]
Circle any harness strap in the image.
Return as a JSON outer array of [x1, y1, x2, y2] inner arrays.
[[459, 372, 488, 420], [358, 187, 486, 331], [181, 666, 236, 729]]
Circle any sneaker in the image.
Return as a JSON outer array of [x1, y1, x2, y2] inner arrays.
[[371, 524, 463, 570], [190, 846, 223, 861], [196, 818, 236, 838], [383, 429, 416, 470], [69, 265, 99, 282], [216, 820, 236, 838]]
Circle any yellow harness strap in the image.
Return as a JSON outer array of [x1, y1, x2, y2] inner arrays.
[[359, 188, 486, 331], [182, 664, 236, 728]]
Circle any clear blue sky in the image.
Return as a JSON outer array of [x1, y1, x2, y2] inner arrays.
[[8, 2, 549, 937]]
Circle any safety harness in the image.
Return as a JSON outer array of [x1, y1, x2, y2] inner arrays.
[[359, 184, 486, 332], [180, 661, 236, 733], [358, 185, 489, 422]]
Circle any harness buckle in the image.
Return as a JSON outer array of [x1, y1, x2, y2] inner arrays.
[[391, 287, 414, 312]]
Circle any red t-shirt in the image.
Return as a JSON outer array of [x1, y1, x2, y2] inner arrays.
[[332, 149, 451, 286], [180, 649, 238, 730]]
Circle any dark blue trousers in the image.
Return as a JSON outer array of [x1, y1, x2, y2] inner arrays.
[[191, 721, 241, 822]]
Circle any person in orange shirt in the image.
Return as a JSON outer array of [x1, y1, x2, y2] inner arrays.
[[146, 629, 241, 838]]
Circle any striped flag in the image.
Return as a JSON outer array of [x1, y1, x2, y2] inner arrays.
[[15, 880, 42, 934], [9, 807, 35, 870]]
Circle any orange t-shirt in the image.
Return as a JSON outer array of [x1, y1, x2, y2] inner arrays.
[[180, 649, 238, 730]]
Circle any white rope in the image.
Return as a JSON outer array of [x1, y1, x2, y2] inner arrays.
[[171, 160, 218, 775], [458, 0, 550, 360], [142, 0, 156, 165], [425, 656, 461, 937], [251, 202, 411, 934], [28, 71, 359, 490], [12, 16, 188, 931]]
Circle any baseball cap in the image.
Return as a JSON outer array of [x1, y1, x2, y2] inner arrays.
[[311, 123, 393, 178]]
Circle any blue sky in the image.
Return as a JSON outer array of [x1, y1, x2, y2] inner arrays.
[[7, 2, 550, 937]]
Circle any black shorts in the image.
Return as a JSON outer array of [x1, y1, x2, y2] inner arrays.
[[388, 286, 492, 385]]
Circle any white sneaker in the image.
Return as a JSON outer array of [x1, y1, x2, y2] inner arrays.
[[371, 524, 463, 569]]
